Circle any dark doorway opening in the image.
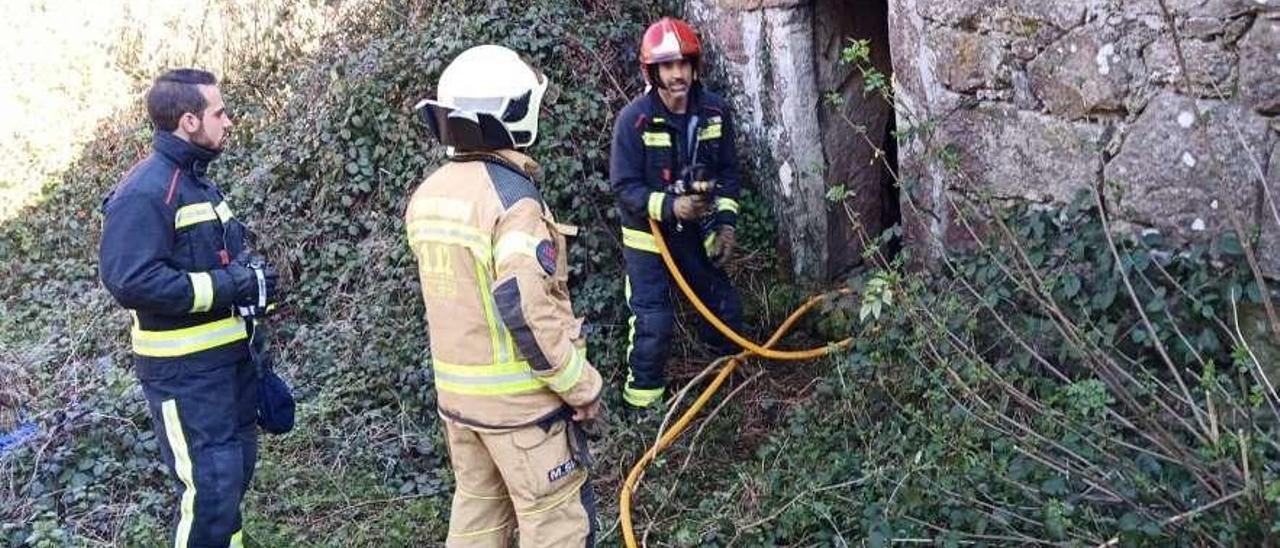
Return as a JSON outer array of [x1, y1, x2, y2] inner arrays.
[[816, 0, 900, 279]]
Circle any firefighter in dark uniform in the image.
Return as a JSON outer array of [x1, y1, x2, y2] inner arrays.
[[98, 69, 281, 548], [609, 17, 745, 409]]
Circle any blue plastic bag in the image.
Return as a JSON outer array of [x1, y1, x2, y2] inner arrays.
[[249, 321, 295, 435], [256, 351, 295, 434], [0, 420, 39, 457]]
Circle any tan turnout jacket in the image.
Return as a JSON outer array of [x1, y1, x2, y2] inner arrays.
[[406, 149, 602, 429]]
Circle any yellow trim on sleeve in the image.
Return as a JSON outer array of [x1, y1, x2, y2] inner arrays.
[[647, 192, 665, 221], [188, 272, 213, 313]]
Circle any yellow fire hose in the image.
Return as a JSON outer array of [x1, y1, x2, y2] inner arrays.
[[618, 219, 854, 547]]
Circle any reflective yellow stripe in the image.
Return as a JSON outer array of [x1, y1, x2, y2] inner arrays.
[[647, 192, 665, 221], [642, 131, 671, 147], [716, 197, 740, 214], [626, 313, 637, 362], [474, 263, 509, 364], [456, 486, 510, 500], [214, 201, 234, 224], [131, 316, 247, 357], [494, 231, 542, 265], [623, 384, 665, 407], [516, 475, 589, 516], [161, 400, 196, 548], [228, 531, 243, 548], [704, 231, 717, 255], [625, 276, 637, 362], [622, 227, 659, 253], [433, 359, 542, 395], [697, 123, 722, 140], [407, 219, 491, 260], [450, 519, 514, 538], [188, 272, 213, 313], [544, 345, 586, 393], [412, 216, 513, 363], [174, 202, 218, 229], [410, 197, 473, 223]]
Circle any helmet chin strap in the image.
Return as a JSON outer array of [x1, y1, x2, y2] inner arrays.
[[646, 65, 666, 90]]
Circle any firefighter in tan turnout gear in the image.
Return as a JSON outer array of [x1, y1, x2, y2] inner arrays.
[[406, 45, 604, 547]]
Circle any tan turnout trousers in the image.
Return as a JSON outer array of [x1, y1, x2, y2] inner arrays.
[[444, 419, 595, 547], [406, 149, 602, 546]]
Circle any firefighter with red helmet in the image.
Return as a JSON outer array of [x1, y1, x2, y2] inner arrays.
[[609, 17, 745, 409]]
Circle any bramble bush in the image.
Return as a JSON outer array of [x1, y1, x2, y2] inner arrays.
[[1, 0, 793, 545], [9, 2, 1277, 547], [635, 38, 1280, 546], [659, 188, 1280, 545]]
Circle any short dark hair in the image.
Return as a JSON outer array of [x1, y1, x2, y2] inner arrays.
[[146, 69, 218, 131]]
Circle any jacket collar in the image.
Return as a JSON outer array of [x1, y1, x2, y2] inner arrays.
[[153, 131, 220, 178], [491, 149, 541, 179], [453, 149, 542, 181]]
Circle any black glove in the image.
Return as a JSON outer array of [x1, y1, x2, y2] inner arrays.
[[672, 194, 710, 221], [228, 253, 281, 317], [709, 224, 737, 266]]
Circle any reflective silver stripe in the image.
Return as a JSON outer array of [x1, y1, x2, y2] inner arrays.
[[647, 192, 665, 221], [161, 400, 196, 548], [435, 369, 537, 386], [408, 220, 491, 260], [494, 231, 542, 265], [174, 202, 218, 229], [214, 201, 234, 223], [433, 359, 543, 395], [642, 131, 672, 147], [473, 261, 512, 364], [622, 227, 658, 253], [131, 316, 248, 357], [188, 272, 213, 313], [408, 197, 473, 223], [254, 267, 266, 308], [545, 345, 586, 393]]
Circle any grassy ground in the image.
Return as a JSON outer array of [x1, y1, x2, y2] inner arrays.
[[10, 1, 1264, 545], [0, 2, 829, 545]]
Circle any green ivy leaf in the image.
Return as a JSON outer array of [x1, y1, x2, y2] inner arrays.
[[1091, 285, 1117, 310], [1059, 273, 1081, 299], [1041, 476, 1068, 495]]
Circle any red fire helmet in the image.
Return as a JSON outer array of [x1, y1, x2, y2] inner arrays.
[[639, 17, 701, 66]]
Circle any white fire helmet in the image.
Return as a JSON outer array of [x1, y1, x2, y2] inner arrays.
[[432, 44, 549, 148]]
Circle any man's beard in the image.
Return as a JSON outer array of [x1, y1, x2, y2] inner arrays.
[[190, 124, 225, 151]]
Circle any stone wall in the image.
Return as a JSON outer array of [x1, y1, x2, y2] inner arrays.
[[888, 0, 1280, 274], [688, 0, 830, 280], [686, 0, 1279, 279], [689, 0, 896, 280]]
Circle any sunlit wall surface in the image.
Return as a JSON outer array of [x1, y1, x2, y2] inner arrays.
[[0, 0, 341, 220]]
